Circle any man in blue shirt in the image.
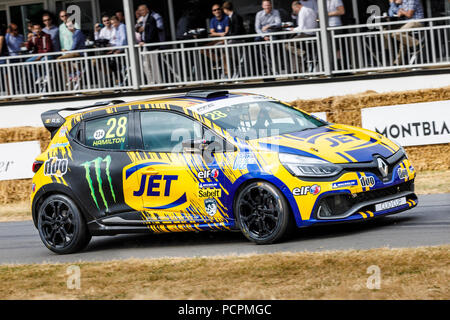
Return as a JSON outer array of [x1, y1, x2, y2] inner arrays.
[[5, 23, 25, 57], [209, 4, 230, 37], [43, 13, 61, 52], [389, 0, 425, 64], [109, 15, 127, 52]]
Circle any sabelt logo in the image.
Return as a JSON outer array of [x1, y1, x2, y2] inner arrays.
[[82, 156, 116, 210], [198, 189, 221, 198], [44, 157, 68, 177], [198, 169, 219, 179]]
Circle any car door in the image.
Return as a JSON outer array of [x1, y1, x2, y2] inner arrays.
[[125, 110, 216, 223], [70, 111, 136, 217]]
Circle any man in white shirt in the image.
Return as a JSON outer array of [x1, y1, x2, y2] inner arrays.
[[285, 1, 318, 72], [98, 15, 114, 44], [292, 1, 317, 35]]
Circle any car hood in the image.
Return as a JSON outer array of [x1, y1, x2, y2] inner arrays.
[[250, 124, 400, 163]]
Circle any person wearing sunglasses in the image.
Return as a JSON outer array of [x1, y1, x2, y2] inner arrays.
[[59, 10, 79, 51], [43, 13, 60, 52], [5, 23, 25, 57], [209, 4, 229, 37]]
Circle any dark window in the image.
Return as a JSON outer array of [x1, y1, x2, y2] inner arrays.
[[85, 114, 129, 150], [140, 111, 202, 153]]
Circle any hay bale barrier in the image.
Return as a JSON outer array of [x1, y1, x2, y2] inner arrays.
[[0, 87, 448, 205]]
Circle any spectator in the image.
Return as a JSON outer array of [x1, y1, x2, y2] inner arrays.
[[391, 0, 425, 64], [389, 0, 403, 17], [222, 1, 245, 36], [255, 0, 282, 41], [110, 15, 127, 50], [43, 13, 61, 52], [0, 28, 7, 64], [98, 15, 114, 44], [115, 10, 126, 24], [150, 6, 165, 42], [59, 11, 79, 51], [300, 0, 318, 12], [58, 20, 85, 58], [176, 9, 198, 40], [26, 23, 53, 62], [327, 0, 345, 27], [210, 4, 230, 37], [135, 10, 143, 43], [136, 4, 161, 84], [291, 0, 317, 35], [5, 23, 25, 56]]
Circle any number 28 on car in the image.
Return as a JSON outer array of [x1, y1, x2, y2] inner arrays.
[[31, 91, 417, 254]]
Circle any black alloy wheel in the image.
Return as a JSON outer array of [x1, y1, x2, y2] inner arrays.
[[37, 194, 91, 254], [235, 181, 294, 244]]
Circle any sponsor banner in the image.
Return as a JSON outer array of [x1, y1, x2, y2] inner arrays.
[[361, 101, 450, 147], [0, 141, 41, 181]]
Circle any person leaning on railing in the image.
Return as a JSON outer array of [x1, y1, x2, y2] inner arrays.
[[285, 0, 318, 73], [5, 24, 25, 59], [387, 0, 425, 65], [255, 0, 282, 41], [26, 23, 54, 62]]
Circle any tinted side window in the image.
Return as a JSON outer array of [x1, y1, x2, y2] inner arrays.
[[85, 114, 129, 150], [140, 111, 202, 152]]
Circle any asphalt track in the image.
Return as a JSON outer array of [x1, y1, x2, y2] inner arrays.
[[0, 193, 449, 265]]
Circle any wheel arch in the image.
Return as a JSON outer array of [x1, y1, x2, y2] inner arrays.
[[32, 184, 92, 227], [229, 174, 303, 227]]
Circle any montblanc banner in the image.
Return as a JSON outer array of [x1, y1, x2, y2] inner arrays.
[[361, 101, 450, 147], [0, 141, 41, 181]]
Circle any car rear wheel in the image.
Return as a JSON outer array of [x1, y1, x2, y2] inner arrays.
[[235, 181, 294, 244], [37, 194, 91, 254]]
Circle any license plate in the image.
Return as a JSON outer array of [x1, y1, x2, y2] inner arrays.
[[375, 197, 407, 212]]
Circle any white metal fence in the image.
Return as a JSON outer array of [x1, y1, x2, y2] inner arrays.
[[0, 17, 449, 100], [0, 46, 132, 99], [330, 16, 450, 73], [138, 30, 324, 88]]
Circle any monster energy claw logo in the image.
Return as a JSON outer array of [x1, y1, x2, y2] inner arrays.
[[82, 155, 116, 210]]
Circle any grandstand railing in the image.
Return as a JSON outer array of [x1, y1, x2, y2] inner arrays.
[[329, 16, 450, 73], [0, 46, 132, 99], [0, 17, 449, 100], [138, 29, 324, 88]]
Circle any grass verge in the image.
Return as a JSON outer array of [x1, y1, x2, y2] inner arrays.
[[1, 170, 449, 222], [0, 246, 448, 299]]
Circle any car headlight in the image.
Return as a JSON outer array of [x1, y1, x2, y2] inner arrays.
[[279, 153, 342, 177]]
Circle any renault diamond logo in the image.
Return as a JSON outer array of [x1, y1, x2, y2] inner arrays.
[[377, 158, 388, 178]]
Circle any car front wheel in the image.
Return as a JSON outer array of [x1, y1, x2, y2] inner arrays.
[[235, 181, 294, 244], [37, 194, 91, 254]]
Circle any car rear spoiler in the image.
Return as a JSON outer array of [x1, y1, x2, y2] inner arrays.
[[41, 100, 125, 138]]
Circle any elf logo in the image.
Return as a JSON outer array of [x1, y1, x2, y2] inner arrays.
[[292, 185, 321, 196], [198, 169, 219, 179], [360, 176, 376, 188]]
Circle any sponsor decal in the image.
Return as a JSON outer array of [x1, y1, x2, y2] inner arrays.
[[204, 198, 218, 216], [198, 169, 219, 179], [134, 175, 179, 197], [397, 167, 408, 179], [359, 176, 376, 188], [59, 126, 68, 137], [44, 157, 68, 178], [409, 165, 415, 172], [325, 133, 361, 148], [93, 129, 106, 140], [199, 182, 220, 189], [233, 153, 257, 170], [292, 184, 321, 196], [92, 137, 126, 147], [81, 156, 116, 210], [198, 189, 222, 198], [50, 142, 69, 149], [332, 180, 358, 189]]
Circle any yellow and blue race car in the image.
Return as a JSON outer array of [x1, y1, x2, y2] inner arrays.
[[31, 90, 418, 254]]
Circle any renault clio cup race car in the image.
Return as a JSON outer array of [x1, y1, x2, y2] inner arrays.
[[31, 91, 418, 254]]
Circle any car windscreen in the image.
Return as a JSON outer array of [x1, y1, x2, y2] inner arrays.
[[201, 100, 326, 139]]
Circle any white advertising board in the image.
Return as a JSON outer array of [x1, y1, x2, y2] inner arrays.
[[0, 141, 42, 181], [361, 101, 450, 147]]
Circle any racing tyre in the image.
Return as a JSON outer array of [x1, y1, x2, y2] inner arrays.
[[235, 181, 294, 244], [37, 194, 91, 254]]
